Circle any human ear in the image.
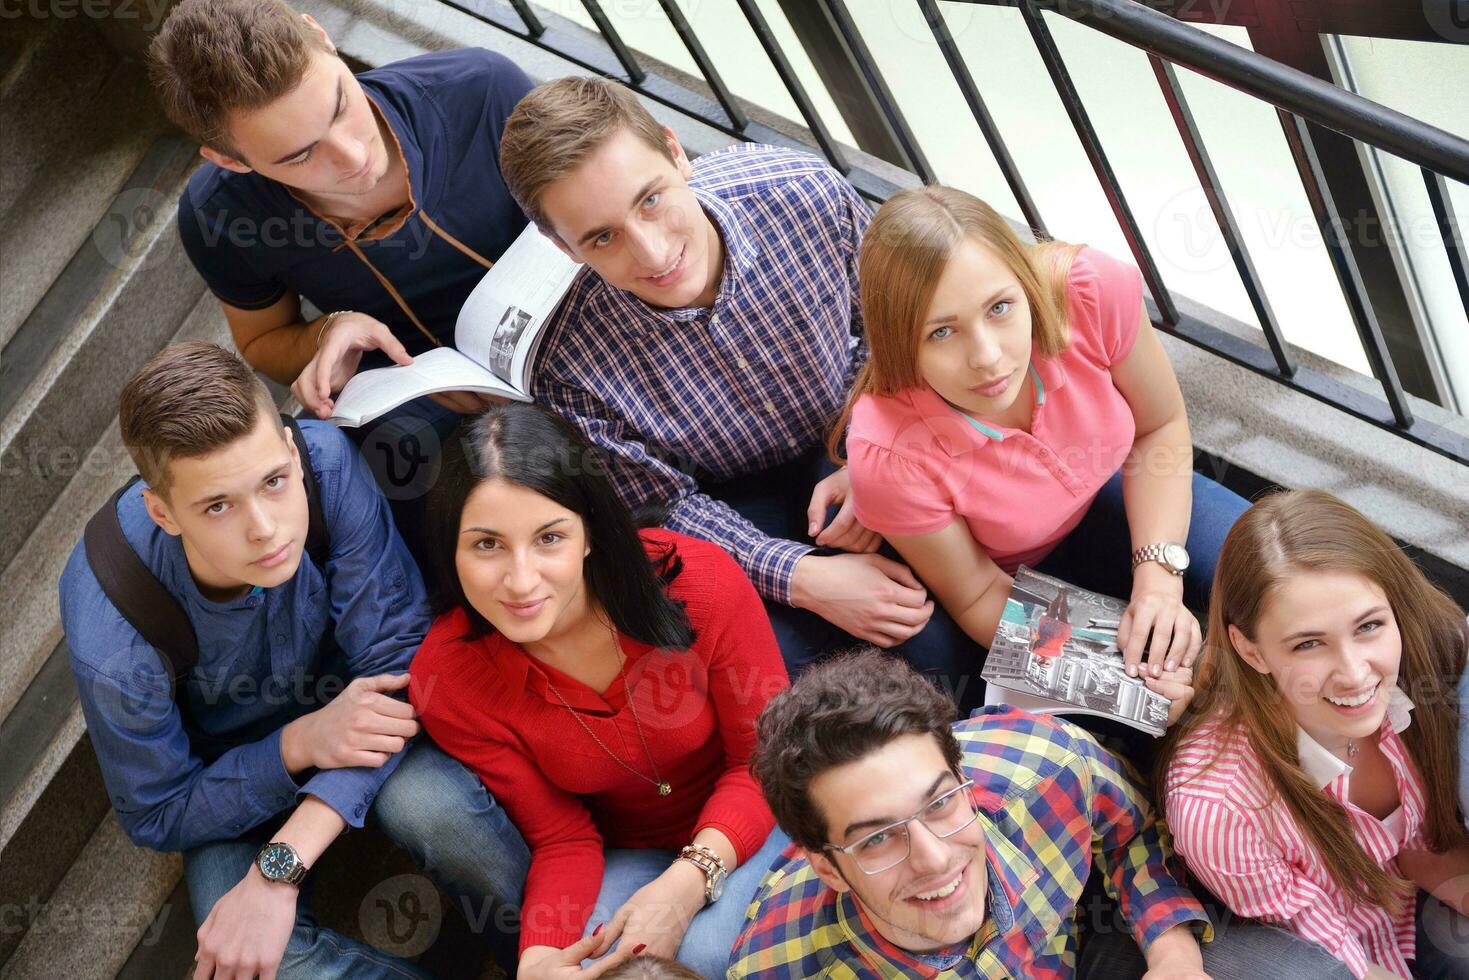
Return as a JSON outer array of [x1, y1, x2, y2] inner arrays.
[[199, 145, 252, 175], [142, 486, 183, 538], [1228, 624, 1270, 675], [300, 14, 338, 55], [804, 849, 850, 895], [664, 128, 692, 180]]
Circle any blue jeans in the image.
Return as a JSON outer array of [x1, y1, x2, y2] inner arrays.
[[182, 739, 529, 979], [1078, 916, 1355, 980], [1414, 888, 1469, 979], [580, 827, 789, 979], [707, 448, 987, 713], [1033, 469, 1251, 616]]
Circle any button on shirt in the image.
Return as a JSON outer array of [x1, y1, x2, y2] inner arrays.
[[1164, 689, 1426, 979], [846, 247, 1144, 572], [532, 144, 871, 605], [177, 48, 533, 357], [728, 708, 1208, 979], [58, 421, 431, 852]]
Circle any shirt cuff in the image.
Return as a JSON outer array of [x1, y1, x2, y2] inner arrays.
[[297, 746, 408, 828], [246, 727, 308, 818], [746, 537, 814, 606]]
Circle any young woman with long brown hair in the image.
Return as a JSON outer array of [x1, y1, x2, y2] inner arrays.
[[835, 185, 1248, 703], [1159, 489, 1469, 979]]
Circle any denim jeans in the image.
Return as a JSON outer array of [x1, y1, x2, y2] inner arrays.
[[182, 739, 529, 979], [579, 826, 789, 979], [1413, 888, 1469, 979], [706, 448, 987, 713], [1077, 917, 1355, 980]]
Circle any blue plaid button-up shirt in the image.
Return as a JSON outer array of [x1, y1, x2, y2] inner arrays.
[[531, 143, 871, 604]]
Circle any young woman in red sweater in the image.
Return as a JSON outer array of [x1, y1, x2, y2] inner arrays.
[[409, 404, 791, 980]]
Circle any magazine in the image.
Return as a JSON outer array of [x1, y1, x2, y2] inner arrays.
[[329, 222, 580, 427], [981, 566, 1172, 737]]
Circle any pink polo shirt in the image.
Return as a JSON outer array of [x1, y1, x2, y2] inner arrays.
[[848, 246, 1144, 572]]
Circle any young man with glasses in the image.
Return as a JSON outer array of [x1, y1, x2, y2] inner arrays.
[[731, 650, 1357, 979]]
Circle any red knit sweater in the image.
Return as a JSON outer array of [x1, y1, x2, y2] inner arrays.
[[409, 530, 789, 952]]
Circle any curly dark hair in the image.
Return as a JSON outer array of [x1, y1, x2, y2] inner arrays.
[[751, 648, 962, 851]]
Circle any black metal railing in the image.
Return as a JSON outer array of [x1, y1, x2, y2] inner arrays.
[[439, 0, 1469, 466]]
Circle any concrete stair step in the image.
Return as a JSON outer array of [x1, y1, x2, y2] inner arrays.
[[0, 813, 180, 980], [0, 136, 205, 573]]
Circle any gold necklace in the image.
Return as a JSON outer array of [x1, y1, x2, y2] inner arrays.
[[543, 629, 671, 797]]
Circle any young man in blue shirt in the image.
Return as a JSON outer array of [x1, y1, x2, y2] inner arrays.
[[59, 343, 527, 979], [154, 0, 532, 530], [499, 77, 984, 706]]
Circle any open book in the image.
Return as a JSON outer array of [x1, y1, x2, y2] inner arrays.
[[982, 566, 1172, 737], [329, 222, 580, 427]]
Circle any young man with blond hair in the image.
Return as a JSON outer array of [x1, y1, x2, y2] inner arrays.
[[500, 78, 983, 703], [58, 343, 527, 979]]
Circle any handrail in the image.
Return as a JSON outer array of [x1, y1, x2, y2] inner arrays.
[[962, 0, 1469, 183]]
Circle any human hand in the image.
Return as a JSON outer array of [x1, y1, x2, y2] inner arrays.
[[806, 468, 881, 554], [1141, 966, 1211, 980], [1119, 567, 1201, 677], [280, 672, 420, 772], [193, 865, 297, 980], [292, 312, 412, 418], [598, 859, 704, 961], [1140, 923, 1211, 980], [426, 390, 509, 415], [1144, 665, 1195, 725], [791, 553, 934, 648], [517, 934, 643, 980]]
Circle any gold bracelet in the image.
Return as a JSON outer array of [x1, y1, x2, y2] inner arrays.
[[315, 310, 348, 348]]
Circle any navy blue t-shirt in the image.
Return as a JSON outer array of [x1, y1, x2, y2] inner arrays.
[[177, 48, 533, 355]]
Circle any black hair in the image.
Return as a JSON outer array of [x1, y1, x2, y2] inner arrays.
[[426, 403, 694, 650]]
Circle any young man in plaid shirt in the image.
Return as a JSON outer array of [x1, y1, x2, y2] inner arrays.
[[731, 650, 1356, 979]]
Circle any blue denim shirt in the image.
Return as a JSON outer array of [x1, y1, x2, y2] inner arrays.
[[58, 420, 430, 852]]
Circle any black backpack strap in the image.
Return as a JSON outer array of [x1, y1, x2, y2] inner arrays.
[[83, 478, 198, 694], [283, 413, 331, 568]]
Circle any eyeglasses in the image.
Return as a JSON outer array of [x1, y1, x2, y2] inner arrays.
[[824, 779, 980, 875]]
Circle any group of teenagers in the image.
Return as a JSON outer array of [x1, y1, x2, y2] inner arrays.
[[56, 1, 1469, 978]]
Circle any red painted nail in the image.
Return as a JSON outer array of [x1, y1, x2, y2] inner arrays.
[[593, 923, 604, 936], [633, 944, 647, 955]]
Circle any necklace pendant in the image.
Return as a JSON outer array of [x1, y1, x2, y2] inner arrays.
[[1347, 739, 1359, 758], [657, 781, 672, 797]]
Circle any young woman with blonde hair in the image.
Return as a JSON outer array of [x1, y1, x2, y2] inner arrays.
[[837, 185, 1247, 701], [1159, 489, 1469, 979]]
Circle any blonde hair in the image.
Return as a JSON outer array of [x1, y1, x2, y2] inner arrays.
[[499, 77, 674, 232], [829, 185, 1079, 460], [1158, 489, 1469, 913]]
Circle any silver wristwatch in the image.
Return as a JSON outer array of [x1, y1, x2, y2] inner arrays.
[[255, 841, 308, 886], [678, 844, 728, 905], [1131, 542, 1191, 576]]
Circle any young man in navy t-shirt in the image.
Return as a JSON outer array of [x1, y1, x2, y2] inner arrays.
[[154, 0, 532, 523]]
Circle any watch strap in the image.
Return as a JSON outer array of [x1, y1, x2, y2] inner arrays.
[[1131, 542, 1182, 575], [677, 844, 726, 904]]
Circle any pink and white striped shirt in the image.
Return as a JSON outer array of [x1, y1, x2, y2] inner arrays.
[[1163, 689, 1426, 979]]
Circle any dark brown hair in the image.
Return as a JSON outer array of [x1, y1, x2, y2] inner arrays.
[[118, 341, 277, 496], [148, 0, 331, 156], [599, 955, 702, 980], [752, 648, 961, 851], [499, 76, 674, 232], [1158, 488, 1469, 913]]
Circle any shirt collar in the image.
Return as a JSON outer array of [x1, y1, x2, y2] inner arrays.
[[918, 361, 1055, 450], [1296, 685, 1415, 789], [484, 627, 636, 713]]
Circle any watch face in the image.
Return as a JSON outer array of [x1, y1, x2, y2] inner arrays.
[[259, 844, 297, 880], [1163, 543, 1190, 571], [708, 873, 725, 903]]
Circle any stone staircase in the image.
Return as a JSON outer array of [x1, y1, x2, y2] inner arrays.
[[1, 4, 1465, 980]]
